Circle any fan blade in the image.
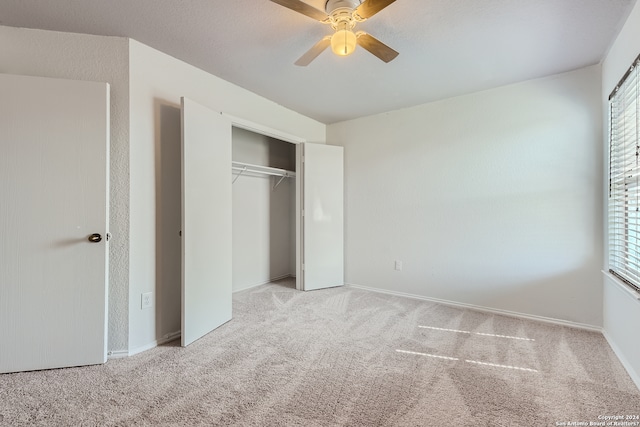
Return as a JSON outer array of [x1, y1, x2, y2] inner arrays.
[[270, 0, 329, 21], [354, 0, 396, 20], [356, 32, 399, 62], [295, 36, 331, 66]]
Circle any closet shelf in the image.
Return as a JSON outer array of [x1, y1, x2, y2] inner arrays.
[[232, 161, 296, 189]]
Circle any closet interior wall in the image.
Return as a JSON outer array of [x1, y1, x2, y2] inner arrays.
[[232, 127, 296, 292]]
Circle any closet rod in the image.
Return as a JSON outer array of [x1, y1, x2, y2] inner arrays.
[[231, 166, 293, 178], [231, 161, 296, 188], [232, 161, 295, 177]]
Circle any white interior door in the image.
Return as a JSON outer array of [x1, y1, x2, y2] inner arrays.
[[181, 97, 232, 347], [302, 143, 344, 291], [0, 74, 109, 373]]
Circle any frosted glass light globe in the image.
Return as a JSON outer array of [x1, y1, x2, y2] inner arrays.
[[331, 29, 357, 56]]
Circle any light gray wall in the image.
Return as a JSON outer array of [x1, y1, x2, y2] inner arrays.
[[232, 128, 296, 291], [328, 65, 603, 327], [601, 0, 640, 388], [0, 26, 131, 353]]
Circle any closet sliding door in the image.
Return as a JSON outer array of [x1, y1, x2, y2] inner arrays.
[[180, 97, 232, 347]]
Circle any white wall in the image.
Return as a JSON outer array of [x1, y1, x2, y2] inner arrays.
[[0, 26, 131, 353], [232, 128, 296, 291], [128, 39, 325, 353], [601, 0, 640, 388], [328, 65, 603, 327]]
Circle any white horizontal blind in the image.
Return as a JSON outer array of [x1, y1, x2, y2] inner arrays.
[[609, 54, 640, 292]]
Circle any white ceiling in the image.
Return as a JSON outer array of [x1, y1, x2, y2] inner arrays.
[[0, 0, 635, 123]]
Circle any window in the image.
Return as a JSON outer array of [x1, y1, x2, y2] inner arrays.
[[609, 53, 640, 292]]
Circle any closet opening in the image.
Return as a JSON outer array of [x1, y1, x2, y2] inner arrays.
[[231, 126, 299, 292]]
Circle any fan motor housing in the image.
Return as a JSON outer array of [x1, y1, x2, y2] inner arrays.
[[325, 0, 361, 14]]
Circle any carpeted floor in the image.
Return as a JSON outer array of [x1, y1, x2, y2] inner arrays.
[[1, 278, 639, 426]]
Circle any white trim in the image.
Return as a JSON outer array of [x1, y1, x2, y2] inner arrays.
[[223, 113, 306, 144], [233, 274, 295, 293], [602, 329, 640, 391], [602, 270, 640, 301], [160, 330, 181, 344], [106, 350, 129, 360], [127, 330, 182, 357], [128, 341, 160, 357], [346, 283, 602, 332]]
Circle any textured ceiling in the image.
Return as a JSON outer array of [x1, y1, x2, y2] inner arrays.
[[0, 0, 635, 123]]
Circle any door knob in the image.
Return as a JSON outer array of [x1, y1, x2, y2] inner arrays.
[[88, 233, 102, 243]]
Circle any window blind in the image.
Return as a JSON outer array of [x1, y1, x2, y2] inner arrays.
[[609, 53, 640, 293]]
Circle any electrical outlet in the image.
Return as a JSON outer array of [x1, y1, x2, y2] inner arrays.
[[141, 292, 153, 309], [395, 260, 403, 271]]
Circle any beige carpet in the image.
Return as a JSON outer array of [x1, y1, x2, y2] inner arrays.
[[1, 279, 639, 426]]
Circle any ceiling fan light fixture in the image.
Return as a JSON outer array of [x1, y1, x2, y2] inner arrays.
[[330, 28, 357, 56], [271, 0, 398, 65]]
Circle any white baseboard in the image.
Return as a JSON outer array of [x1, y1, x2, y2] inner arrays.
[[233, 274, 295, 293], [125, 329, 182, 357], [159, 330, 181, 345], [346, 283, 602, 332], [127, 341, 158, 357], [106, 350, 129, 359], [603, 329, 640, 391]]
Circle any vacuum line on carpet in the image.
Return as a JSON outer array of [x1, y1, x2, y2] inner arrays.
[[464, 359, 539, 373], [395, 349, 459, 361], [396, 349, 539, 373], [418, 325, 535, 341]]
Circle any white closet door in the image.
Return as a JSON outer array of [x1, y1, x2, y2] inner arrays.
[[302, 143, 344, 291], [0, 74, 109, 373], [181, 97, 232, 347]]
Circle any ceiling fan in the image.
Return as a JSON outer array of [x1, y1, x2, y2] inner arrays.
[[270, 0, 399, 66]]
